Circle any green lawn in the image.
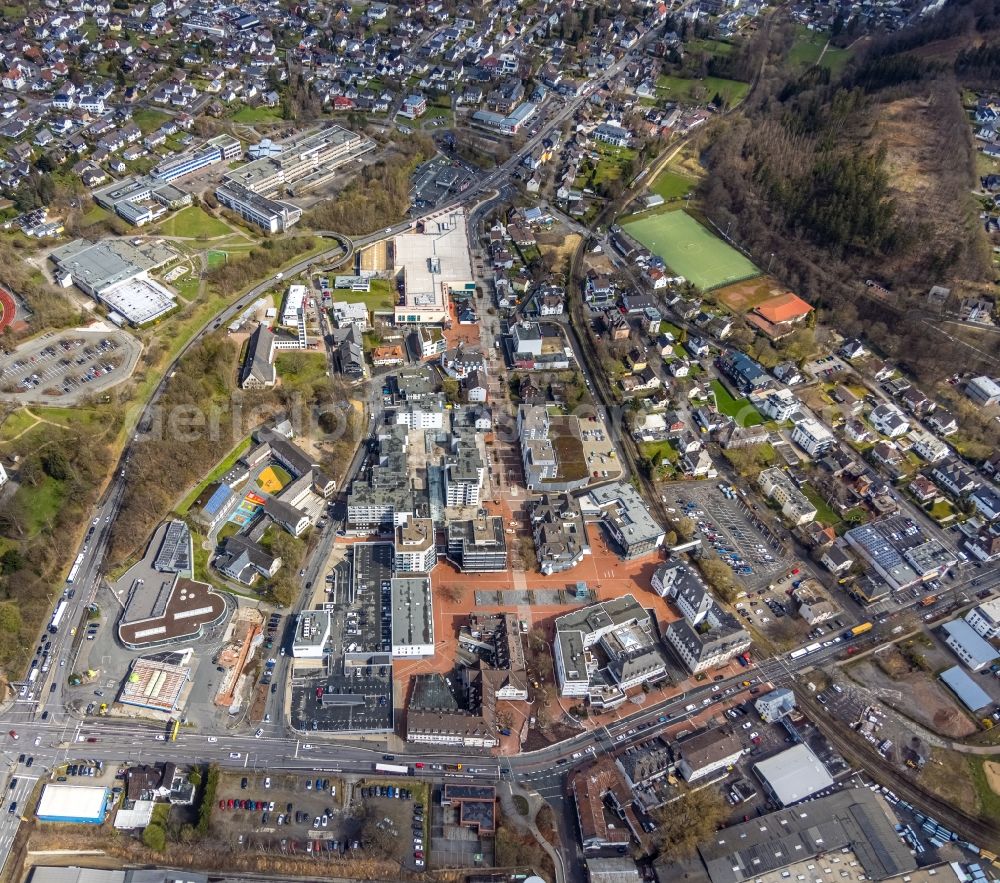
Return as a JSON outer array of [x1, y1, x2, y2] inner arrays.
[[177, 436, 252, 514], [14, 475, 64, 536], [132, 108, 170, 134], [928, 499, 956, 522], [230, 104, 283, 125], [788, 27, 856, 76], [275, 351, 328, 387], [650, 170, 696, 202], [710, 379, 763, 425], [687, 38, 736, 57], [655, 74, 749, 107], [801, 483, 842, 526], [623, 210, 759, 290], [325, 277, 398, 312], [157, 205, 233, 239], [0, 408, 38, 442], [640, 440, 679, 465]]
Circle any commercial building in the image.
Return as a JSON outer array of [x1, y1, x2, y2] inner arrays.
[[292, 610, 331, 659], [221, 125, 375, 198], [405, 672, 498, 748], [758, 467, 817, 525], [940, 665, 992, 712], [331, 300, 370, 328], [35, 785, 110, 824], [570, 758, 643, 853], [675, 728, 744, 782], [50, 238, 177, 326], [394, 210, 475, 325], [346, 425, 418, 531], [116, 522, 227, 649], [966, 598, 1000, 639], [458, 612, 528, 703], [554, 595, 668, 709], [117, 650, 192, 712], [585, 481, 665, 559], [941, 618, 997, 671], [654, 788, 917, 883], [791, 418, 834, 457], [964, 375, 1000, 407], [844, 516, 957, 590], [446, 514, 508, 572], [654, 560, 751, 673], [472, 100, 538, 135], [530, 493, 590, 574], [753, 743, 834, 806], [443, 434, 486, 506], [390, 576, 435, 657], [394, 518, 437, 572]]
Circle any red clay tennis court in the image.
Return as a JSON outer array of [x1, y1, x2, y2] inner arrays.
[[0, 288, 16, 333]]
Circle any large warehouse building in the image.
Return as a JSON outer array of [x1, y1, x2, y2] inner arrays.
[[49, 238, 178, 326], [35, 784, 110, 824], [753, 743, 834, 806], [393, 210, 475, 325]]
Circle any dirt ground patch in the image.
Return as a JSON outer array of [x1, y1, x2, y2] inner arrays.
[[984, 761, 1000, 797], [874, 647, 911, 679], [920, 747, 981, 813], [715, 276, 783, 313], [847, 657, 977, 739], [538, 232, 582, 276]]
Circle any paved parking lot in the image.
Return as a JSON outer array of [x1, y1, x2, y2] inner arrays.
[[0, 328, 140, 403], [410, 156, 476, 212], [671, 485, 790, 589], [213, 770, 352, 854]]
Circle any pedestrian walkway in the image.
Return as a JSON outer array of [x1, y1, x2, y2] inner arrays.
[[498, 782, 565, 883]]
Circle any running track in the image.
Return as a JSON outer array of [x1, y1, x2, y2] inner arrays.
[[0, 287, 15, 333]]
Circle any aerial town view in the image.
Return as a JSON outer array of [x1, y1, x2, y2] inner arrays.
[[0, 0, 996, 881]]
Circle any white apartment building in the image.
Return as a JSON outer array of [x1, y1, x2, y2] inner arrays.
[[791, 418, 834, 457], [758, 467, 817, 525], [394, 518, 437, 573]]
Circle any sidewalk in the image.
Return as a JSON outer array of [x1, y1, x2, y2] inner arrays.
[[498, 782, 565, 883]]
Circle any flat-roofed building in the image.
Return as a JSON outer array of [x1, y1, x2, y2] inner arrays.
[[223, 125, 375, 197], [394, 210, 475, 325], [758, 467, 817, 525], [391, 576, 434, 657], [585, 481, 664, 560], [446, 513, 507, 572], [292, 610, 331, 658], [394, 517, 437, 572], [941, 618, 998, 671], [653, 788, 919, 883], [753, 743, 834, 806], [216, 180, 302, 233]]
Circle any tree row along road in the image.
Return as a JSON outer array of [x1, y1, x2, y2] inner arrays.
[[796, 689, 1000, 851]]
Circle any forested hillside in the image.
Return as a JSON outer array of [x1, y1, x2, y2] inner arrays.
[[698, 0, 1000, 382]]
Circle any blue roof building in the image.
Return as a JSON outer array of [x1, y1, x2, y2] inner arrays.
[[940, 665, 992, 711], [942, 619, 998, 671]]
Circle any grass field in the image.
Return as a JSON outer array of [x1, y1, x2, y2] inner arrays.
[[132, 108, 170, 134], [157, 206, 233, 239], [14, 475, 64, 536], [801, 483, 841, 526], [650, 170, 696, 202], [0, 408, 38, 442], [325, 277, 398, 312], [623, 210, 760, 290], [656, 74, 749, 107], [711, 379, 763, 426], [230, 104, 283, 125], [788, 28, 856, 76]]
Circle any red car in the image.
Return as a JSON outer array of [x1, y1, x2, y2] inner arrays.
[[219, 800, 226, 810], [414, 762, 424, 769], [228, 799, 235, 809]]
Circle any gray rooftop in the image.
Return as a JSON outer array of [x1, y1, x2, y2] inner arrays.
[[391, 576, 433, 649]]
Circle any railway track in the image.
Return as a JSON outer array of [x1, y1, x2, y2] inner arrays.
[[797, 690, 1000, 850]]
